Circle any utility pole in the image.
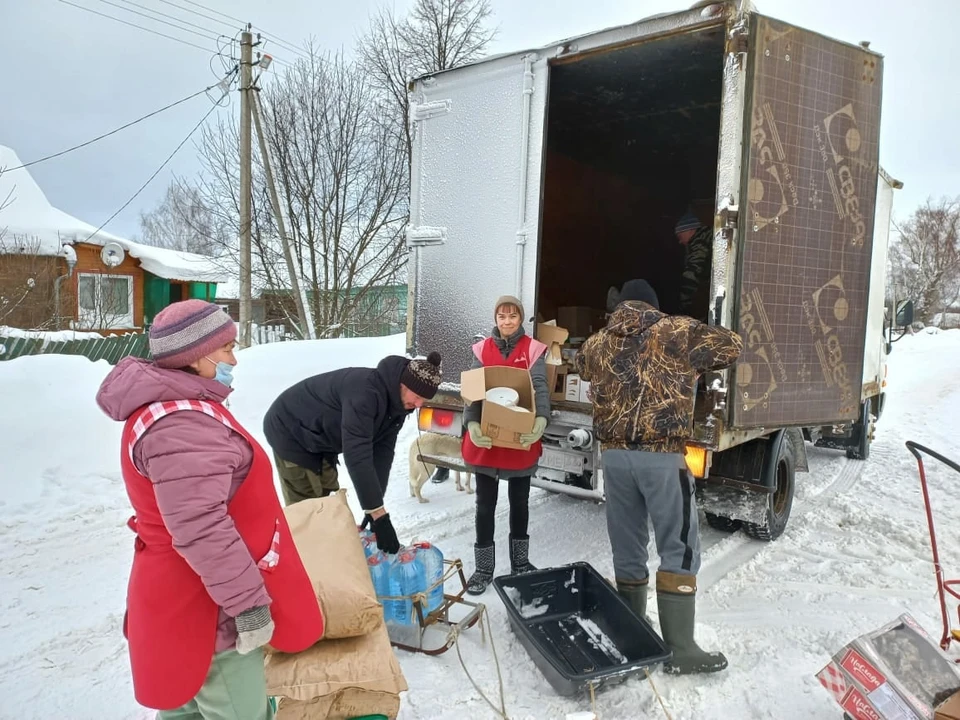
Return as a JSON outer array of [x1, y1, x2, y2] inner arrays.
[[238, 28, 254, 348], [250, 90, 315, 339]]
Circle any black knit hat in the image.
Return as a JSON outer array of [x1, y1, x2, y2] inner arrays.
[[401, 352, 442, 399], [608, 279, 660, 311]]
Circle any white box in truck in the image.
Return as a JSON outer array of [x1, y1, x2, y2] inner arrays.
[[408, 0, 898, 540]]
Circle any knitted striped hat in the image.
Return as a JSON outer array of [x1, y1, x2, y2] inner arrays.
[[675, 209, 702, 234], [149, 300, 237, 369]]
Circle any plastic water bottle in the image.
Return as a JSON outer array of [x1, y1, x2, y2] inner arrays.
[[366, 551, 392, 622], [387, 549, 427, 625], [413, 542, 445, 612], [358, 526, 377, 559]]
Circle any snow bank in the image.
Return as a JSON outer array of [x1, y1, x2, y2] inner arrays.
[[3, 330, 960, 719]]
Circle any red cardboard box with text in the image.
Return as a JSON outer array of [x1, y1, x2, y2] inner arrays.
[[816, 613, 960, 720], [460, 366, 536, 450]]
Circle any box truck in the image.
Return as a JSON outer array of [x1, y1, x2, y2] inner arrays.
[[406, 0, 910, 540]]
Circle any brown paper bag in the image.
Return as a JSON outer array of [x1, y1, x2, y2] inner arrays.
[[266, 619, 407, 719], [281, 490, 382, 640]]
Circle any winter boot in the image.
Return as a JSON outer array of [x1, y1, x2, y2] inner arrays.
[[509, 535, 537, 574], [656, 572, 728, 675], [466, 543, 495, 595], [430, 467, 450, 484], [616, 577, 651, 626]]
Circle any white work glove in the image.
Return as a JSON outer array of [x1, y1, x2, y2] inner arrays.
[[520, 417, 548, 448], [235, 605, 275, 655], [467, 421, 493, 449]]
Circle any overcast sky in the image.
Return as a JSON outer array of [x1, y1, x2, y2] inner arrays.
[[3, 0, 958, 239]]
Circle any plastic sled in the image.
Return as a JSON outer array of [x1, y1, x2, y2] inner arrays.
[[493, 562, 671, 697]]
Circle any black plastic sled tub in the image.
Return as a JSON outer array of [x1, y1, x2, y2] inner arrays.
[[493, 562, 671, 697]]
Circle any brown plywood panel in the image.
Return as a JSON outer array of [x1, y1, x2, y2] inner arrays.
[[730, 16, 883, 429]]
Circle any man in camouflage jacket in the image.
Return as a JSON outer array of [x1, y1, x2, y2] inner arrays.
[[676, 210, 713, 318], [575, 278, 742, 675]]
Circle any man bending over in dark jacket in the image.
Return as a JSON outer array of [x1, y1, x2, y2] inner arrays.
[[263, 352, 443, 554]]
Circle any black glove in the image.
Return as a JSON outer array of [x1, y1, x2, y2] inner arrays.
[[360, 513, 372, 531], [372, 513, 401, 554]]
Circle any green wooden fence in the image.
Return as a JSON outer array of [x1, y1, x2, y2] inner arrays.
[[0, 333, 151, 364]]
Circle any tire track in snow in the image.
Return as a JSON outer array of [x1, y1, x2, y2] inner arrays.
[[697, 456, 865, 593]]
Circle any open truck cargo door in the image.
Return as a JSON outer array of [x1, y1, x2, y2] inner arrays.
[[407, 55, 548, 382], [730, 15, 883, 430]]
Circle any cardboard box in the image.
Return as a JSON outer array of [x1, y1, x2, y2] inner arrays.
[[558, 306, 603, 339], [816, 613, 960, 720], [565, 374, 581, 402], [546, 363, 569, 402], [461, 366, 536, 450], [536, 322, 569, 364], [937, 692, 960, 720]]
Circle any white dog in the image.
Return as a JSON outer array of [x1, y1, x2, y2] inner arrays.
[[408, 432, 473, 503]]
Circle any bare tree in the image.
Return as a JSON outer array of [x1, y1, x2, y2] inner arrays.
[[136, 182, 229, 256], [358, 0, 496, 179], [888, 197, 960, 323], [0, 185, 63, 330], [0, 234, 63, 330], [191, 46, 409, 338]]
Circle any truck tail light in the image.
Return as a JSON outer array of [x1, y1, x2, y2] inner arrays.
[[418, 407, 460, 436], [684, 445, 709, 479]]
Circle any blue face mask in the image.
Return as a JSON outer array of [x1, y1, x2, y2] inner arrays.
[[205, 358, 235, 388]]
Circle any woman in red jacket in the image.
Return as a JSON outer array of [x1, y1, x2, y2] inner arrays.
[[461, 295, 551, 594], [96, 300, 324, 719]]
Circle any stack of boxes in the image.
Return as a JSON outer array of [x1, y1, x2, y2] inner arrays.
[[537, 305, 607, 405]]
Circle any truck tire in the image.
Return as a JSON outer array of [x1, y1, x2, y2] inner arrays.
[[845, 400, 872, 461], [743, 435, 796, 542], [705, 513, 742, 533]]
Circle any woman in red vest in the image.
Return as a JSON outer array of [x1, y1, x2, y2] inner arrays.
[[96, 300, 324, 719], [462, 295, 551, 594]]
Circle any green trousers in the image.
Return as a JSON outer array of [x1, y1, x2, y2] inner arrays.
[[156, 648, 275, 720], [274, 451, 340, 505]]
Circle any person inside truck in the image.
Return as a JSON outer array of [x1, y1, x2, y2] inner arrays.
[[675, 208, 712, 319], [575, 278, 743, 675], [461, 295, 551, 595], [261, 352, 443, 556]]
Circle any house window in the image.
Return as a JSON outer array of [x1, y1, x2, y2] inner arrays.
[[77, 273, 134, 329]]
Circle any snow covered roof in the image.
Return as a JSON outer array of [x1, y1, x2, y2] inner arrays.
[[0, 145, 232, 284]]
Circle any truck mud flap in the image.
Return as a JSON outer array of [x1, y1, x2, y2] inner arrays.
[[696, 483, 770, 526]]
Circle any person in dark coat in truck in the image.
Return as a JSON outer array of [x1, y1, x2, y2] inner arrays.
[[263, 352, 443, 555]]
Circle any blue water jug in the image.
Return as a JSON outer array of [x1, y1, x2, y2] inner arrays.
[[414, 542, 444, 612], [366, 551, 392, 622], [387, 548, 427, 625], [358, 526, 377, 559]]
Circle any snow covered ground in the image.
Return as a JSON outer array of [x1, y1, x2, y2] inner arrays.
[[2, 330, 959, 719]]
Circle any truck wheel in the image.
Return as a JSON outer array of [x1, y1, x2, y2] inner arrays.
[[743, 439, 795, 542], [845, 400, 872, 461], [705, 513, 742, 533]]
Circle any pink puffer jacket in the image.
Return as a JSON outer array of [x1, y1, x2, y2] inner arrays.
[[96, 357, 271, 651]]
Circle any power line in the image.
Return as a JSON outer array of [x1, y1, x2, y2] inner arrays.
[[112, 0, 224, 38], [91, 0, 219, 42], [79, 76, 236, 245], [57, 0, 216, 54], [156, 0, 239, 33], [167, 0, 309, 61], [4, 81, 232, 172], [176, 0, 243, 27]]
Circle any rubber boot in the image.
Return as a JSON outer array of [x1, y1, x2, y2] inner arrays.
[[656, 571, 728, 675], [466, 543, 495, 595], [509, 535, 537, 574], [616, 578, 651, 626]]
